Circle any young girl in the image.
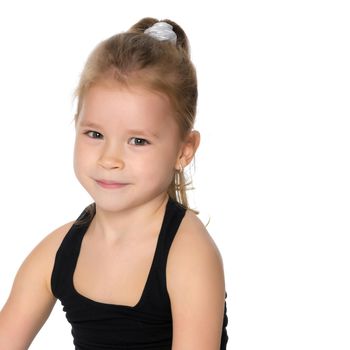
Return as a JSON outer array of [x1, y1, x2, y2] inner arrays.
[[0, 18, 228, 349]]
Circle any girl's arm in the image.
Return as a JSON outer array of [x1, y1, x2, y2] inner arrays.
[[167, 211, 226, 350], [0, 222, 73, 350]]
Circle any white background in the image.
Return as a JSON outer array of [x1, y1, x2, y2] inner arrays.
[[0, 1, 349, 349]]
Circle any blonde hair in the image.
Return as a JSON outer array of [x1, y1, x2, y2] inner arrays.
[[74, 17, 197, 210]]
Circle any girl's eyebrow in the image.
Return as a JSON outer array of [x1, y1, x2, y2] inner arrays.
[[127, 129, 160, 139], [79, 121, 102, 129]]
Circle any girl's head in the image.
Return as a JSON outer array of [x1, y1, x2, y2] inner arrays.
[[74, 18, 199, 210]]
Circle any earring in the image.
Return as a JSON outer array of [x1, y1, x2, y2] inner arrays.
[[175, 163, 184, 189]]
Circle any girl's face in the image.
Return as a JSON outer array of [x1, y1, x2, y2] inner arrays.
[[74, 82, 183, 213]]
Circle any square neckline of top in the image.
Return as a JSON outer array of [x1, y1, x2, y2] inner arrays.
[[70, 196, 175, 310]]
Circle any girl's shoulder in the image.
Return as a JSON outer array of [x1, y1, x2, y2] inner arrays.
[[20, 221, 76, 293], [169, 210, 223, 265], [36, 221, 75, 257], [167, 209, 225, 286]]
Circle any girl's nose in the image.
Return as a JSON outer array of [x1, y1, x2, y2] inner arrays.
[[98, 143, 125, 170]]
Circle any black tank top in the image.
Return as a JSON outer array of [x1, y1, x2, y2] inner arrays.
[[51, 197, 228, 349]]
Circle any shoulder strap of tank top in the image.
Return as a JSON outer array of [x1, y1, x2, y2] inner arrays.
[[141, 197, 186, 311], [157, 197, 186, 259], [51, 206, 94, 299]]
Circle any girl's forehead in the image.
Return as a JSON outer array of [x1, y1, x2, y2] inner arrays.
[[83, 82, 171, 112], [78, 83, 178, 131]]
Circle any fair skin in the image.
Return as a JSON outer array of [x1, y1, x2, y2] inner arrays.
[[0, 81, 225, 349]]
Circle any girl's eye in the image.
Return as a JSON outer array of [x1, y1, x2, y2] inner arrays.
[[129, 137, 150, 146], [85, 131, 103, 139]]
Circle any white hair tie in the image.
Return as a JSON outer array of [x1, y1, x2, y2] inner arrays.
[[144, 22, 177, 44]]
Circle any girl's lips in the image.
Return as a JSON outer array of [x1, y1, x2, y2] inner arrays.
[[95, 180, 129, 189]]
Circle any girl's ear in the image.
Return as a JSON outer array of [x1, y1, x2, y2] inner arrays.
[[176, 130, 201, 169]]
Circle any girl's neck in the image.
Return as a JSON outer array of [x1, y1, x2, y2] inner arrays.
[[90, 194, 169, 244]]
